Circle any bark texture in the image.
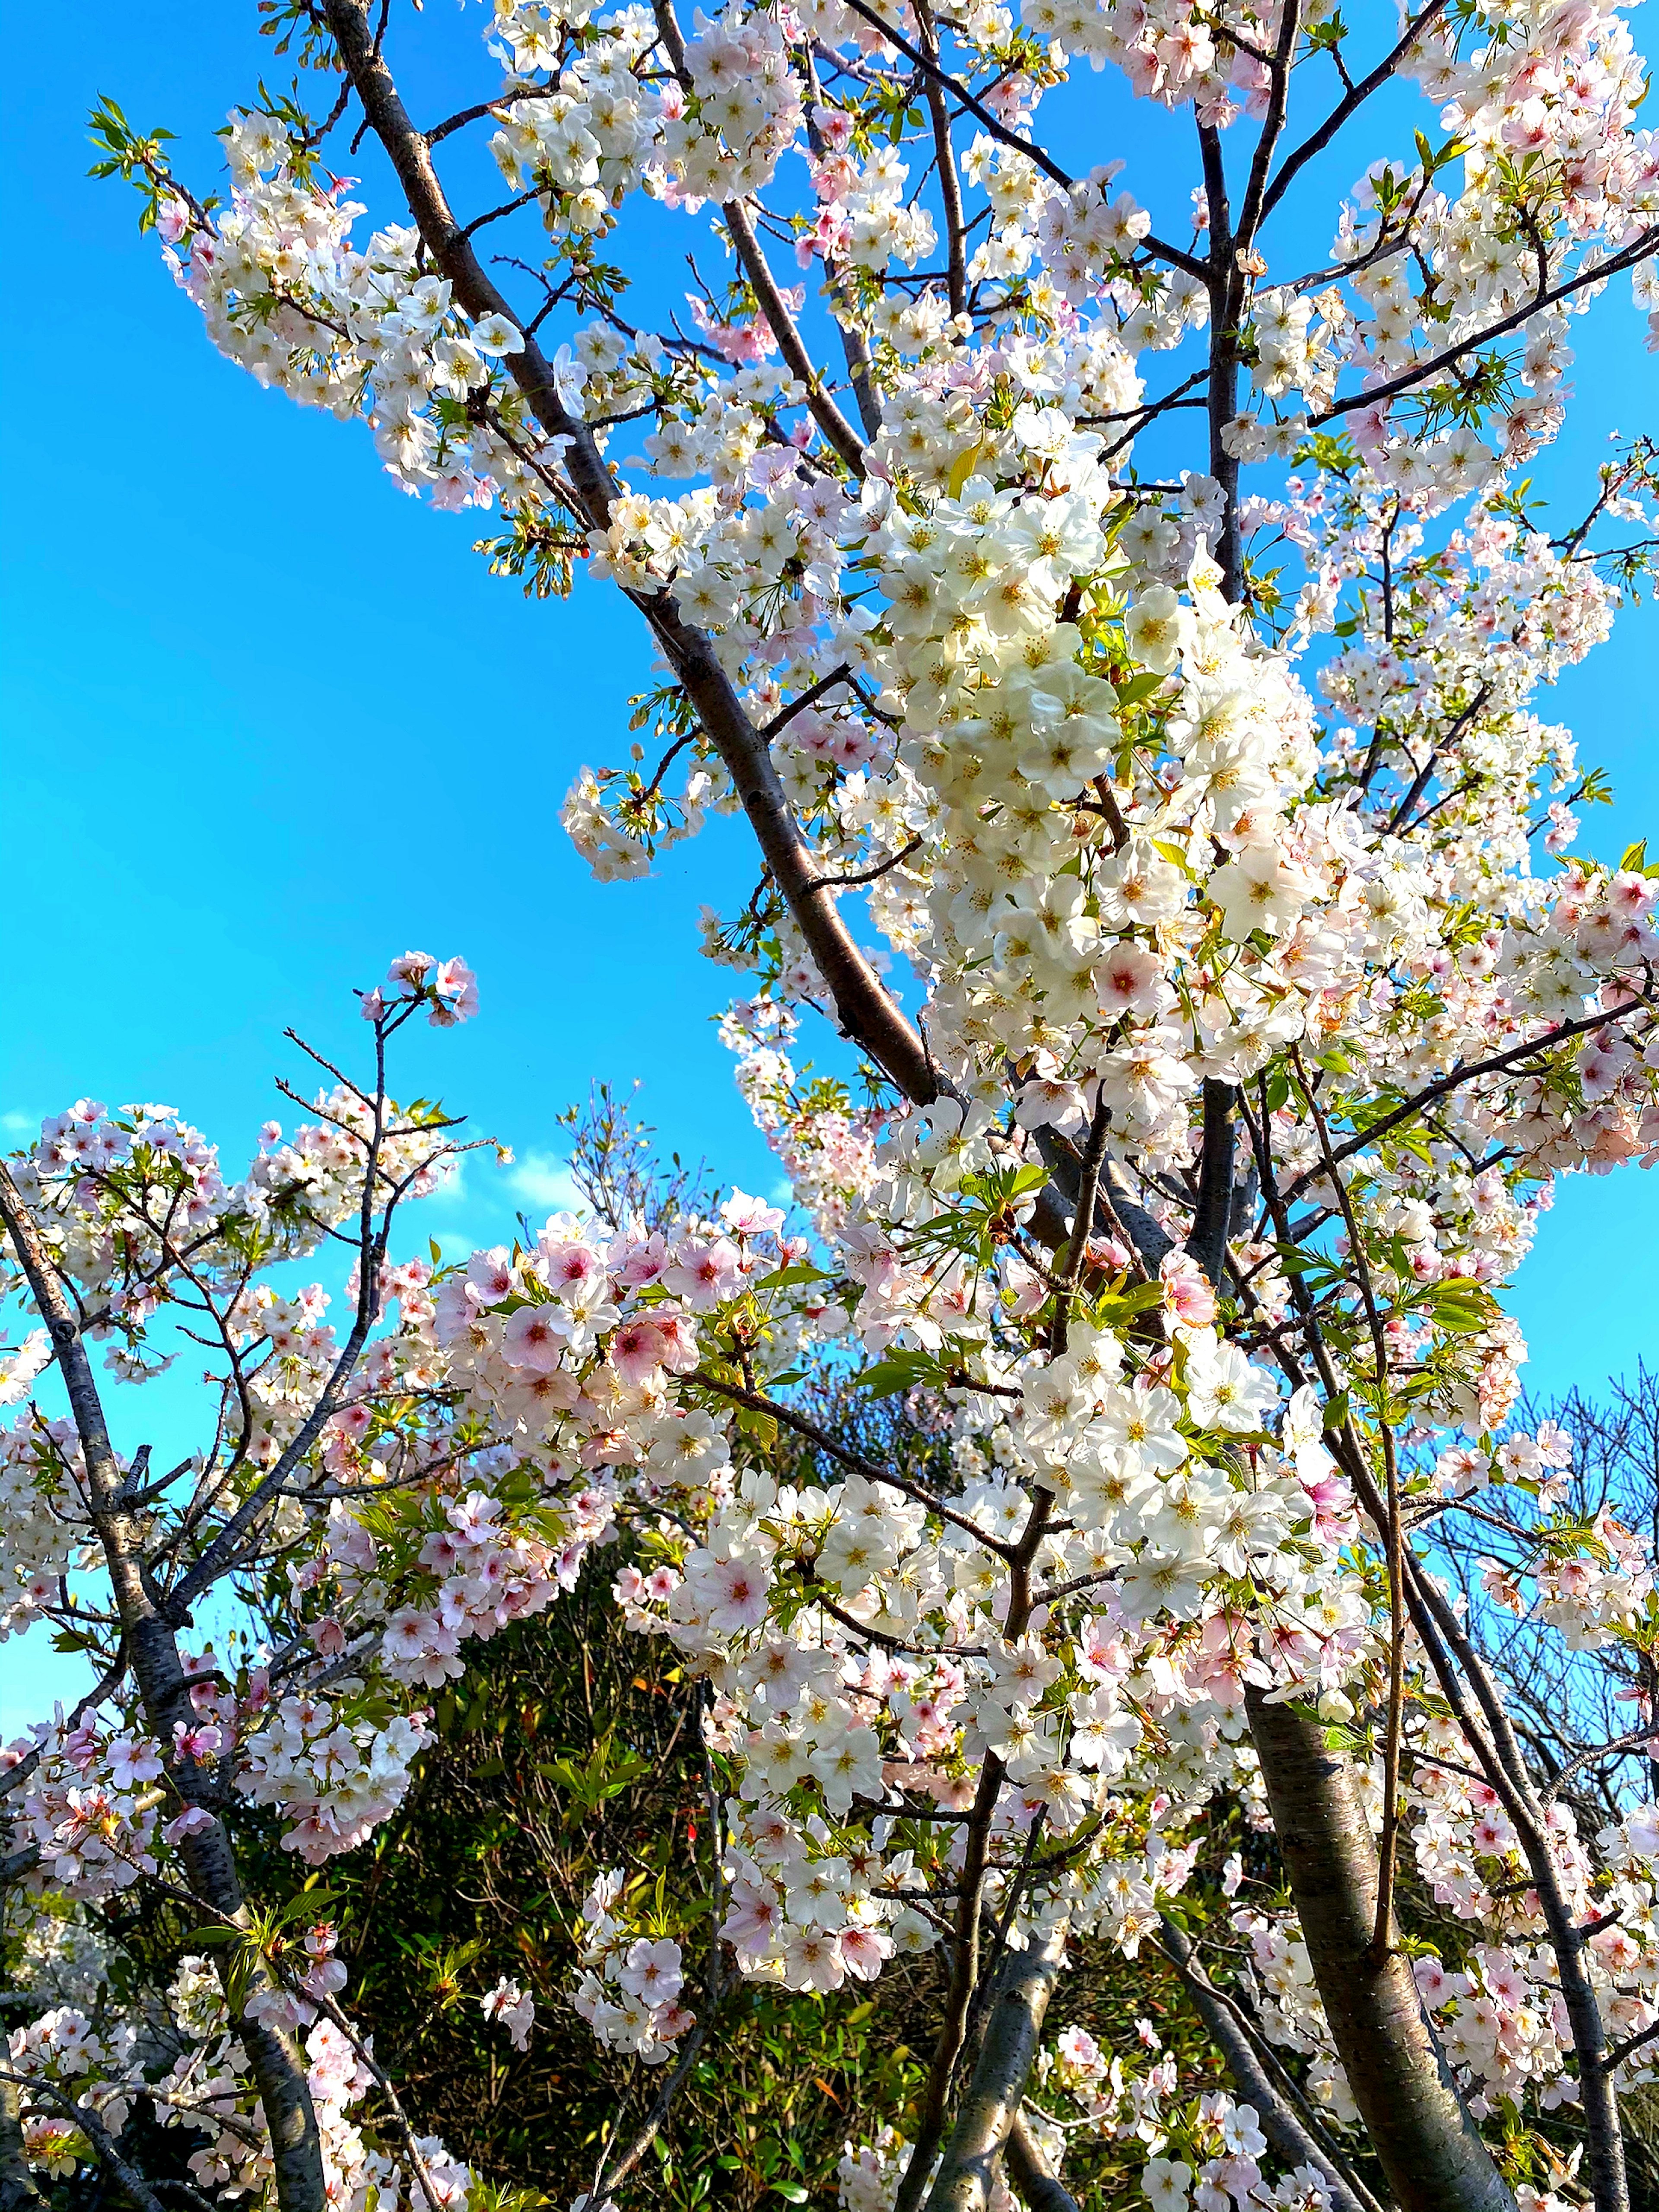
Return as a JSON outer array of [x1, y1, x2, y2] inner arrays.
[[0, 1167, 326, 2212], [1158, 1919, 1381, 2212], [0, 2076, 45, 2212], [1246, 1690, 1517, 2212], [922, 1924, 1068, 2212]]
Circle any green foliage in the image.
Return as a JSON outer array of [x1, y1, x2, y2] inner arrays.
[[86, 97, 186, 232], [474, 505, 586, 599], [315, 1543, 1284, 2207], [319, 1567, 937, 2205]]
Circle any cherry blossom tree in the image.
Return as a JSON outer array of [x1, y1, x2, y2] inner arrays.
[[9, 0, 1659, 2206]]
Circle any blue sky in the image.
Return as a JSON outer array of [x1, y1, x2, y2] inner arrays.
[[4, 3, 1658, 1730]]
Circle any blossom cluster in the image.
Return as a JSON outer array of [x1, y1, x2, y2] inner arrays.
[[38, 0, 1659, 2193], [572, 1869, 695, 2060]]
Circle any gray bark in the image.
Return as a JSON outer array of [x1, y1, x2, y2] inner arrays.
[[0, 2075, 45, 2212], [922, 1923, 1068, 2212], [1002, 2110, 1078, 2212], [1158, 1918, 1382, 2212], [1246, 1690, 1516, 2212], [1403, 1565, 1628, 2212], [1189, 1079, 1239, 1290], [0, 1168, 325, 2212]]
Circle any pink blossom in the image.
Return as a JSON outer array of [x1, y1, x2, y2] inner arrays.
[[697, 1551, 771, 1634], [664, 1235, 744, 1310], [617, 1938, 683, 2006], [502, 1304, 567, 1372], [1096, 941, 1169, 1016], [721, 1189, 785, 1237], [1161, 1250, 1218, 1327], [609, 1317, 668, 1384], [466, 1248, 515, 1303], [163, 1806, 215, 1845]]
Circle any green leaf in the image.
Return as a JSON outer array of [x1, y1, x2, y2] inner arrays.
[[1096, 1281, 1166, 1321], [1271, 1246, 1322, 1275], [756, 1262, 833, 1288], [946, 442, 987, 499], [859, 1353, 936, 1399], [1426, 1276, 1497, 1335], [960, 1163, 1049, 1203], [1620, 837, 1649, 874]]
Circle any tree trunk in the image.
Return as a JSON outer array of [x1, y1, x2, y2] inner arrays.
[[1158, 1917, 1381, 2212], [0, 2076, 44, 2212], [1247, 1690, 1516, 2212], [1003, 2110, 1077, 2212], [922, 1924, 1068, 2212], [0, 1168, 326, 2212]]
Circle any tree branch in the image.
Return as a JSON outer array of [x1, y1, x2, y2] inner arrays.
[[1314, 224, 1659, 426], [0, 1164, 325, 2212], [1278, 997, 1653, 1205], [1002, 2110, 1077, 2212], [1261, 0, 1454, 223], [922, 1922, 1068, 2212], [1155, 1919, 1382, 2212], [723, 196, 868, 473], [320, 0, 938, 1111]]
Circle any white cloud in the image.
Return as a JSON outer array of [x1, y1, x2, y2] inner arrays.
[[423, 1158, 472, 1208], [0, 1110, 38, 1138], [507, 1151, 584, 1216], [402, 1154, 585, 1267]]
